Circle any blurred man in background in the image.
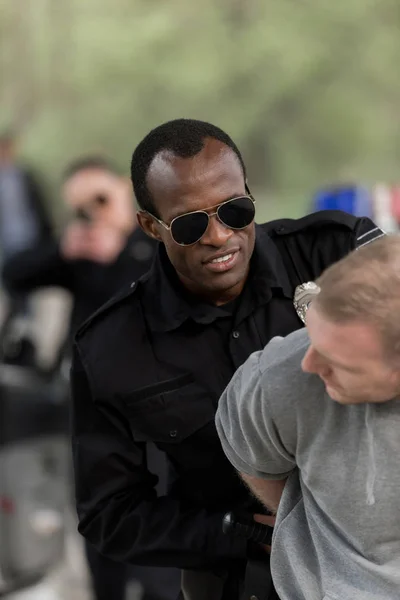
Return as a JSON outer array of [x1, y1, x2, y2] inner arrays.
[[0, 131, 52, 262], [2, 156, 155, 335], [71, 119, 383, 600], [2, 157, 181, 600]]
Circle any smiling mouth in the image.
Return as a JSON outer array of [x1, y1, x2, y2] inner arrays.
[[204, 247, 240, 264], [203, 251, 240, 273], [210, 253, 233, 264]]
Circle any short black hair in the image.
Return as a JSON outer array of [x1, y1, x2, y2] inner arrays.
[[130, 118, 246, 216], [62, 156, 120, 182]]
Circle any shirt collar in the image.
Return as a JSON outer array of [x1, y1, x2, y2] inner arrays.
[[140, 224, 293, 333]]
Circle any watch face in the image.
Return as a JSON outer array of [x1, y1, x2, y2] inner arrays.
[[293, 281, 320, 324]]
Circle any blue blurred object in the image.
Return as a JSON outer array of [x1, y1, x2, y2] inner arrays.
[[312, 185, 373, 218]]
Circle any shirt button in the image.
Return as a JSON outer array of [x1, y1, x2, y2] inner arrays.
[[169, 430, 178, 438], [232, 331, 240, 339]]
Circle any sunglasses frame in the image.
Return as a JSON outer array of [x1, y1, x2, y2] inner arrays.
[[147, 189, 256, 247]]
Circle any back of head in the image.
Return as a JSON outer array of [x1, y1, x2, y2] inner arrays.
[[130, 118, 246, 216], [314, 235, 400, 357], [62, 156, 120, 182]]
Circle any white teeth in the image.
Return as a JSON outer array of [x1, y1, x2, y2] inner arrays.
[[211, 254, 232, 264]]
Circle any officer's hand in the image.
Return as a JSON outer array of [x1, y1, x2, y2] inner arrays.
[[61, 222, 125, 264], [253, 513, 275, 554], [83, 223, 126, 264], [61, 223, 91, 260]]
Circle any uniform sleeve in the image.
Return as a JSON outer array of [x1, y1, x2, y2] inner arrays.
[[71, 345, 247, 570], [215, 348, 296, 481], [353, 217, 386, 249], [269, 213, 386, 288]]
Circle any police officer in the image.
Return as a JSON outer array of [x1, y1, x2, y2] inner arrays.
[[71, 119, 383, 600]]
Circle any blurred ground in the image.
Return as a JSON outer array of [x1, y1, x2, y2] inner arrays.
[[1, 289, 141, 600], [7, 512, 142, 600], [7, 514, 91, 600]]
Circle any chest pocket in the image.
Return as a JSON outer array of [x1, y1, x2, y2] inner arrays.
[[122, 374, 216, 444]]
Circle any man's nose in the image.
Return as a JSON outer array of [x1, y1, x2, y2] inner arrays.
[[199, 214, 233, 247], [301, 346, 316, 374]]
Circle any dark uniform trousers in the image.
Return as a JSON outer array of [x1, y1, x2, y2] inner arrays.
[[182, 559, 280, 600], [72, 213, 382, 600]]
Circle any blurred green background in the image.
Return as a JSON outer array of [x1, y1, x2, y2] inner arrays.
[[1, 0, 400, 221]]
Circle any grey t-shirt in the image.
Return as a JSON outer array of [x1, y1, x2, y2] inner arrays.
[[215, 328, 400, 600]]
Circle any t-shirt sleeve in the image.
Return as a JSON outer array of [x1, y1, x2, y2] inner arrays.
[[215, 346, 296, 480]]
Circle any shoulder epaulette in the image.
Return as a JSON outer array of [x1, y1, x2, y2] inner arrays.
[[75, 280, 139, 341], [264, 210, 360, 236]]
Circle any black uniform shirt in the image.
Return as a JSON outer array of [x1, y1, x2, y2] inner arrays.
[[71, 212, 383, 571]]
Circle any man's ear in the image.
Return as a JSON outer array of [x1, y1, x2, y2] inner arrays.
[[137, 211, 163, 242]]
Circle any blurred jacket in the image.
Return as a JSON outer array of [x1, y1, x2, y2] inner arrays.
[[2, 226, 157, 336], [0, 167, 52, 258]]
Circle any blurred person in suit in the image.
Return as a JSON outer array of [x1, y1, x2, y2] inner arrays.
[[2, 156, 181, 600], [0, 130, 52, 262]]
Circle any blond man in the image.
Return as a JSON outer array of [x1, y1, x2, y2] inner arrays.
[[216, 235, 400, 600]]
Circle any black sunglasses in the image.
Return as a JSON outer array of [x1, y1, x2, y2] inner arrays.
[[148, 193, 256, 246]]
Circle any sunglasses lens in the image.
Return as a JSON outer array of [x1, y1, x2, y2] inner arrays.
[[171, 211, 209, 245], [218, 196, 255, 229], [169, 197, 255, 245]]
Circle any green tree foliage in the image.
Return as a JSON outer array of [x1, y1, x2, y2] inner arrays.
[[1, 0, 400, 219]]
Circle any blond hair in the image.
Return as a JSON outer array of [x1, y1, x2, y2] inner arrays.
[[314, 235, 400, 358]]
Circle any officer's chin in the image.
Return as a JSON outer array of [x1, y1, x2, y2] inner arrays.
[[205, 268, 245, 291]]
